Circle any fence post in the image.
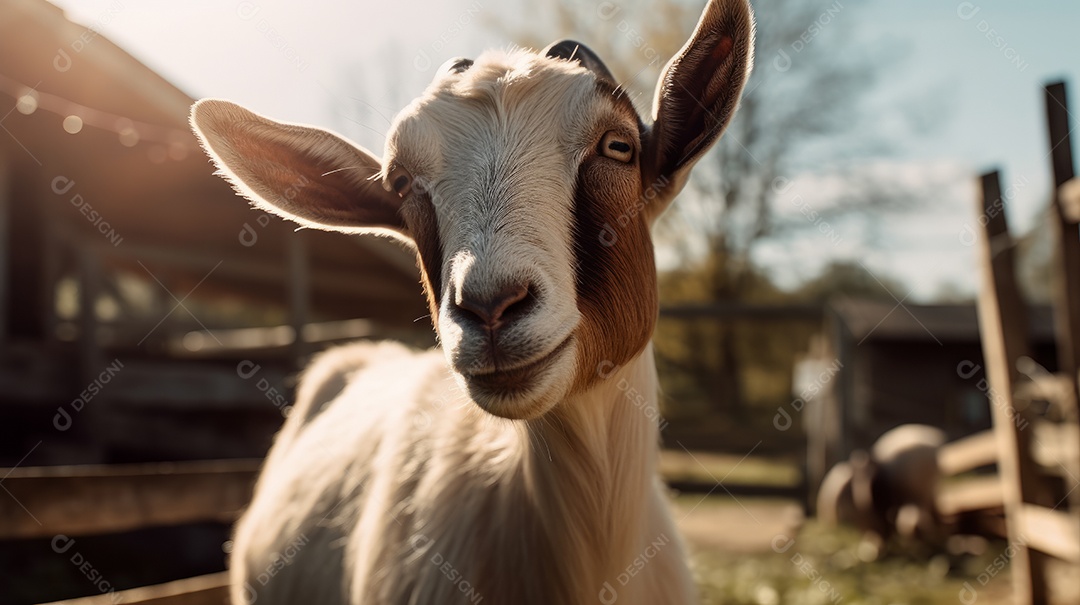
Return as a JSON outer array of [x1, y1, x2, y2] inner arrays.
[[975, 170, 1048, 605], [1045, 83, 1080, 391]]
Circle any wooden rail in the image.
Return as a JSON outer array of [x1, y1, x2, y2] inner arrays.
[[935, 424, 1080, 521], [1017, 505, 1080, 564], [0, 459, 259, 539], [937, 429, 997, 476], [937, 475, 1003, 518], [37, 572, 229, 605]]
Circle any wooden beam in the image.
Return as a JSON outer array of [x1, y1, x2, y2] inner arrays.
[[0, 460, 258, 539], [1031, 421, 1080, 474], [937, 429, 998, 476], [88, 238, 420, 305], [1047, 82, 1078, 192], [937, 475, 1004, 517], [1017, 504, 1080, 563], [1044, 83, 1080, 524], [1045, 83, 1080, 388], [37, 572, 229, 605], [976, 170, 1048, 604], [171, 318, 377, 354]]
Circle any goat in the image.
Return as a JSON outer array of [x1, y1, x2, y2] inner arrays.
[[817, 424, 946, 557], [190, 1, 754, 602]]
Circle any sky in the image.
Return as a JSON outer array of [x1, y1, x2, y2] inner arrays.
[[47, 0, 1080, 302]]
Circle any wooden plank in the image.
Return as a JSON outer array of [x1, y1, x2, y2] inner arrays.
[[937, 475, 1004, 517], [1015, 374, 1076, 406], [1044, 82, 1080, 520], [1045, 83, 1080, 389], [37, 572, 230, 605], [1017, 504, 1080, 563], [976, 170, 1048, 604], [937, 429, 998, 476], [1032, 421, 1080, 473], [0, 460, 258, 539], [88, 238, 420, 304], [172, 318, 377, 354]]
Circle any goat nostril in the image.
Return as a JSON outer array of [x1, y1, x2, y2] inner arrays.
[[457, 283, 533, 329], [494, 283, 531, 322]]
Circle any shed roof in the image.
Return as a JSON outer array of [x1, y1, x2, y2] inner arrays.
[[828, 297, 1056, 344]]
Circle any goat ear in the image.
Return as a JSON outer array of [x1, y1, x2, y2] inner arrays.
[[543, 40, 617, 84], [643, 0, 754, 216], [190, 99, 410, 242]]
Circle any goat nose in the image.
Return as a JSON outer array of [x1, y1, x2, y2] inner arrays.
[[456, 283, 532, 329]]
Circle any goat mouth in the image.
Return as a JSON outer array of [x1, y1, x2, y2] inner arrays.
[[464, 336, 574, 395]]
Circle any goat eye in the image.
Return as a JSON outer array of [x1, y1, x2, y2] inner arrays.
[[599, 131, 634, 163], [387, 166, 413, 197]]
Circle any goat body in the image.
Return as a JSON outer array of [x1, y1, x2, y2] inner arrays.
[[234, 342, 686, 604]]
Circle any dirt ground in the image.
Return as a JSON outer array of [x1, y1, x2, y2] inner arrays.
[[673, 495, 804, 554]]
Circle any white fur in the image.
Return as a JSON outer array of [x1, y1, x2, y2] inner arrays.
[[231, 342, 694, 604]]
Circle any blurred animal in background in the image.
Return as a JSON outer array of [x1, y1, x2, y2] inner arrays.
[[190, 0, 755, 603], [818, 424, 947, 558]]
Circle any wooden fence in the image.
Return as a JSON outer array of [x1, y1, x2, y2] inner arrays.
[[969, 80, 1080, 604], [0, 460, 256, 604]]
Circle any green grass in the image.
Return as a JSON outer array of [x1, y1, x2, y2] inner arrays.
[[691, 521, 1014, 605]]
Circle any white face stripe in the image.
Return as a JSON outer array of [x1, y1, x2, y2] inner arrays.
[[388, 48, 639, 296]]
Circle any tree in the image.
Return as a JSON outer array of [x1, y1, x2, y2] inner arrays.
[[793, 261, 908, 304], [494, 0, 912, 263]]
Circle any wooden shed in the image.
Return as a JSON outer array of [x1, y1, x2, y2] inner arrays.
[[0, 0, 430, 466], [798, 298, 1058, 507]]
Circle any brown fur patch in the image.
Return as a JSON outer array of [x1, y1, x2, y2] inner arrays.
[[571, 155, 659, 391]]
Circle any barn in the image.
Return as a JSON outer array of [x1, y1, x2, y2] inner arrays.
[[0, 0, 430, 466]]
